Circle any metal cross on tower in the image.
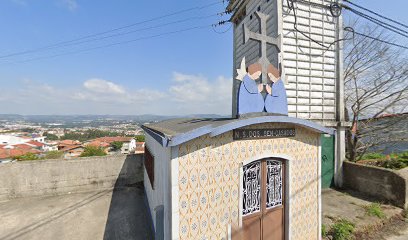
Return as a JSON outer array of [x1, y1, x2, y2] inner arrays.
[[244, 11, 282, 85]]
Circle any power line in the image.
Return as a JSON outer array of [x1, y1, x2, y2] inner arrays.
[[288, 0, 408, 52], [3, 24, 213, 65], [212, 21, 232, 34], [286, 0, 344, 50], [344, 6, 408, 39], [343, 0, 408, 29], [0, 13, 221, 60], [0, 1, 224, 59], [344, 28, 408, 50]]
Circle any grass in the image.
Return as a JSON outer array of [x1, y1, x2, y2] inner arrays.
[[330, 219, 355, 240], [361, 152, 385, 160], [364, 203, 386, 219], [359, 151, 408, 170], [322, 224, 328, 238]]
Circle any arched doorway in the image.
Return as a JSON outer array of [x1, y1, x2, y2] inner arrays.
[[240, 159, 285, 240]]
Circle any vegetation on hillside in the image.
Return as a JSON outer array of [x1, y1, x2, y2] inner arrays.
[[134, 135, 145, 142], [43, 132, 59, 140], [13, 152, 39, 161], [12, 150, 64, 161], [358, 151, 408, 169], [43, 150, 64, 159], [80, 146, 107, 157], [61, 129, 122, 142], [110, 141, 123, 151]]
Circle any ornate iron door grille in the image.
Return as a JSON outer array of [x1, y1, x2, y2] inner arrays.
[[242, 161, 261, 216], [266, 160, 283, 209]]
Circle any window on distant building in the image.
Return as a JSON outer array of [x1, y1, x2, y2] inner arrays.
[[144, 145, 154, 189]]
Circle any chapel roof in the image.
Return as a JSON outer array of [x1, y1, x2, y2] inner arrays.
[[142, 114, 334, 147]]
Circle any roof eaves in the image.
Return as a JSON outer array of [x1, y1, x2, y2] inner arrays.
[[210, 116, 335, 137], [142, 125, 169, 147], [143, 116, 335, 147], [167, 125, 213, 147]]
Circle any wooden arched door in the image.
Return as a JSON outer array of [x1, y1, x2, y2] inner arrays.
[[240, 159, 285, 240]]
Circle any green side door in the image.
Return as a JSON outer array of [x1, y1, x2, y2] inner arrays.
[[321, 134, 335, 189]]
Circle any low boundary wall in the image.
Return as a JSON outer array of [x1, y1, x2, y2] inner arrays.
[[344, 161, 408, 209], [0, 154, 144, 201]]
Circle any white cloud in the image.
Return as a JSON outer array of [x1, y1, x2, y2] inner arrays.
[[168, 72, 232, 114], [83, 78, 125, 95], [61, 0, 78, 11], [2, 73, 232, 115]]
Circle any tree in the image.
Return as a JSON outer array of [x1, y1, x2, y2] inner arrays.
[[43, 132, 59, 141], [80, 146, 107, 157], [61, 129, 122, 142], [134, 135, 145, 142], [110, 141, 123, 152], [344, 21, 408, 161]]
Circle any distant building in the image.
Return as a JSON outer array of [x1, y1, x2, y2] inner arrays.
[[89, 137, 136, 154], [0, 134, 47, 159], [58, 140, 82, 150], [44, 142, 58, 152], [31, 135, 46, 143], [135, 142, 145, 154], [85, 140, 111, 154], [26, 140, 46, 151], [0, 148, 41, 160], [60, 145, 85, 159], [0, 135, 28, 145]]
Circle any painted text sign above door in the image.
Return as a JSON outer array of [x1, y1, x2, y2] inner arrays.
[[233, 128, 296, 140]]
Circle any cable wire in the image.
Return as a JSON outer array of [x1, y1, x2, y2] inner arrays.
[[287, 0, 344, 50], [344, 28, 408, 50], [343, 0, 408, 29], [0, 1, 224, 59], [344, 6, 408, 39], [0, 13, 222, 60], [3, 24, 214, 65]]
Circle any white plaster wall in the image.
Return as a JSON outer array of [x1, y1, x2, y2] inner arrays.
[[170, 146, 179, 240], [282, 0, 337, 123], [232, 0, 338, 125], [144, 134, 172, 238]]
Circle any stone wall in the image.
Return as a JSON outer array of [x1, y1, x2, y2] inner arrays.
[[343, 161, 407, 209], [0, 154, 144, 201]]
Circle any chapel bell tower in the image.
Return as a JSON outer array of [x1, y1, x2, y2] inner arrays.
[[227, 0, 347, 186]]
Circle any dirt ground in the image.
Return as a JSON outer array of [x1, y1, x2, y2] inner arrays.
[[356, 215, 408, 240], [322, 188, 408, 240]]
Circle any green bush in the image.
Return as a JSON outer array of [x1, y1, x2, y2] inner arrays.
[[110, 141, 123, 151], [381, 158, 408, 170], [322, 224, 328, 238], [43, 150, 64, 160], [361, 152, 385, 160], [13, 152, 39, 161], [134, 135, 145, 142], [364, 203, 385, 218], [80, 146, 107, 157], [331, 219, 355, 240], [398, 151, 408, 160]]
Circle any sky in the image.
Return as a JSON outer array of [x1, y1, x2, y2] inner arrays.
[[0, 0, 407, 115]]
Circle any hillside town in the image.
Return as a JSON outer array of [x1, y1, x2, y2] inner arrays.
[[0, 121, 145, 162], [1, 0, 408, 240]]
